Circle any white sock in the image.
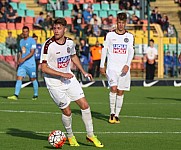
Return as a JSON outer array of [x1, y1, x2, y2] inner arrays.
[[109, 92, 117, 115], [115, 95, 124, 117], [62, 114, 73, 138], [81, 107, 94, 137]]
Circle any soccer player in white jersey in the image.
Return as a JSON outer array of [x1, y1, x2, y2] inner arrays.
[[100, 12, 134, 124], [40, 18, 103, 148]]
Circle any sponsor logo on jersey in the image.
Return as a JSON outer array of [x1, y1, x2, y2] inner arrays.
[[57, 55, 70, 68], [124, 38, 129, 43], [113, 44, 127, 54]]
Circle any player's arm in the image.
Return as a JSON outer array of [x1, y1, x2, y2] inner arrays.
[[41, 63, 73, 79], [122, 35, 135, 74], [71, 54, 93, 80]]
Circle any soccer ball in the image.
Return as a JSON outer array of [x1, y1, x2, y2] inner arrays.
[[48, 130, 67, 148]]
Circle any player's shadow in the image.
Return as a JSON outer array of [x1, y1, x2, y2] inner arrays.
[[71, 109, 108, 122], [6, 128, 47, 141], [146, 97, 181, 101]]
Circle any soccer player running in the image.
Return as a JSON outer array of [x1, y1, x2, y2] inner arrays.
[[100, 12, 134, 124], [40, 18, 103, 148], [7, 26, 38, 100]]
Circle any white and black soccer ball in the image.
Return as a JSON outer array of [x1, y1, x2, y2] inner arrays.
[[48, 130, 66, 148]]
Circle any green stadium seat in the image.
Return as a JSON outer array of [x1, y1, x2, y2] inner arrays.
[[17, 9, 25, 17], [93, 4, 101, 11], [93, 10, 99, 16], [55, 10, 64, 18], [26, 10, 35, 17], [110, 3, 119, 11], [108, 10, 117, 17], [101, 3, 110, 10], [68, 3, 73, 10], [19, 3, 27, 10], [46, 4, 53, 11], [99, 10, 108, 18], [10, 2, 18, 10], [64, 10, 72, 17]]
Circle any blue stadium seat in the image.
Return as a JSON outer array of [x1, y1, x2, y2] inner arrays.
[[101, 3, 110, 10], [92, 4, 101, 11], [10, 2, 18, 10], [17, 9, 25, 17], [19, 3, 27, 10], [110, 3, 119, 11], [26, 10, 35, 17], [55, 10, 64, 18]]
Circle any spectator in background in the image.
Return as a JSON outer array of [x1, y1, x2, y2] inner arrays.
[[167, 24, 175, 37], [34, 11, 44, 29], [90, 13, 101, 27], [33, 33, 42, 80], [101, 18, 109, 36], [145, 39, 158, 80], [164, 51, 173, 77], [83, 6, 92, 24], [150, 9, 157, 23], [0, 6, 7, 23], [84, 23, 93, 37], [83, 1, 93, 10], [125, 1, 132, 10], [72, 0, 83, 16], [7, 5, 21, 23], [72, 12, 84, 39], [6, 31, 17, 55], [154, 7, 162, 24], [161, 14, 169, 33], [90, 41, 102, 78], [79, 39, 91, 80], [0, 0, 9, 11], [173, 52, 179, 77], [49, 0, 68, 10], [43, 14, 53, 30], [92, 19, 101, 37], [107, 14, 116, 31], [132, 0, 140, 10]]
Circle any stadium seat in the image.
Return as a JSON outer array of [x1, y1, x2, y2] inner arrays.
[[144, 30, 154, 38], [163, 37, 170, 44], [16, 29, 22, 35], [68, 3, 73, 10], [55, 10, 64, 18], [170, 37, 177, 44], [88, 37, 97, 45], [128, 30, 135, 35], [15, 23, 24, 30], [99, 10, 108, 18], [110, 3, 119, 11], [0, 23, 6, 29], [79, 0, 84, 4], [85, 0, 94, 3], [93, 10, 99, 16], [17, 9, 25, 17], [108, 10, 117, 17], [135, 37, 142, 44], [101, 3, 110, 10], [25, 16, 34, 24], [24, 23, 33, 30], [65, 17, 72, 24], [18, 3, 27, 10], [0, 55, 5, 61], [33, 30, 42, 37], [68, 0, 75, 3], [92, 4, 101, 11], [39, 0, 48, 4], [26, 10, 35, 17], [7, 23, 15, 30], [11, 0, 20, 2], [135, 30, 144, 38], [64, 10, 72, 17], [9, 2, 18, 10], [97, 37, 104, 44], [143, 37, 148, 44], [152, 37, 159, 44]]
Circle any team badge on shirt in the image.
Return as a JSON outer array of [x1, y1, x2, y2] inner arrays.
[[22, 46, 26, 54], [124, 38, 129, 43], [113, 44, 127, 54], [57, 55, 70, 68], [67, 47, 70, 53]]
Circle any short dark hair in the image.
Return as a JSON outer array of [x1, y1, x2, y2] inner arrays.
[[53, 18, 67, 27], [22, 26, 29, 31], [150, 39, 154, 43], [32, 33, 38, 38], [117, 12, 127, 21]]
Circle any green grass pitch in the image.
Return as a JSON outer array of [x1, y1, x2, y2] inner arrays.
[[0, 87, 181, 150]]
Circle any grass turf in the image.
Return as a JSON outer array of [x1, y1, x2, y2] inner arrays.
[[0, 87, 181, 150]]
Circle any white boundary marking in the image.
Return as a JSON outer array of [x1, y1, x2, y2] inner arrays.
[[0, 131, 181, 134], [0, 109, 181, 121]]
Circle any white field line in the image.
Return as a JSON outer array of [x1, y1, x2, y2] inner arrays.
[[0, 102, 181, 105], [0, 131, 181, 134], [0, 109, 181, 121]]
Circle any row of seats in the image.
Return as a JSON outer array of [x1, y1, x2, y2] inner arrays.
[[0, 55, 16, 68]]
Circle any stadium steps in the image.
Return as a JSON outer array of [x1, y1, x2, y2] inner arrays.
[[20, 0, 44, 16], [0, 60, 16, 80], [151, 0, 181, 41]]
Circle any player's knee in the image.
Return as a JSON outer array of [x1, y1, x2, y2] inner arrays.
[[62, 108, 71, 116]]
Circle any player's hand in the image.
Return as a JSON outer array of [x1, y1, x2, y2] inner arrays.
[[18, 58, 25, 64], [61, 73, 74, 79], [100, 67, 106, 76], [121, 65, 129, 76], [84, 73, 93, 81]]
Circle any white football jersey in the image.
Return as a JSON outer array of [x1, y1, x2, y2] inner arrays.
[[103, 31, 134, 71], [40, 37, 76, 74]]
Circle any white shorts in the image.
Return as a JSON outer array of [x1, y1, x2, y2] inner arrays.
[[106, 69, 131, 91], [44, 75, 85, 109]]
